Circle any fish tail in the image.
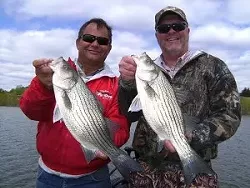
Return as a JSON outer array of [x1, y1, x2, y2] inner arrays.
[[180, 149, 216, 186], [111, 152, 143, 181]]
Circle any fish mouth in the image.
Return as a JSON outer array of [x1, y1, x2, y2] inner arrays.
[[49, 57, 64, 70], [131, 52, 147, 61]]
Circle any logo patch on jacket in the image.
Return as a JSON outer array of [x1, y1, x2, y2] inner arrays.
[[96, 90, 113, 100]]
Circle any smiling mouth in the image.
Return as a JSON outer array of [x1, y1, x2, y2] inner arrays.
[[88, 50, 100, 54], [167, 37, 180, 42]]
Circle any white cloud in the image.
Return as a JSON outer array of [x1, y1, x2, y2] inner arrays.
[[191, 24, 250, 50], [0, 0, 249, 92], [0, 29, 77, 62], [226, 0, 250, 25]]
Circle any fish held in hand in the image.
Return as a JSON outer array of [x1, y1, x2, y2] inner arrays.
[[129, 52, 215, 185], [49, 57, 143, 180]]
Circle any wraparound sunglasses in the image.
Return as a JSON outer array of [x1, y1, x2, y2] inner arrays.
[[80, 34, 110, 45], [156, 22, 187, 34]]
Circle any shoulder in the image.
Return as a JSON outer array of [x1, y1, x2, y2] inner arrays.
[[196, 53, 237, 88], [197, 52, 227, 67], [194, 52, 231, 75]]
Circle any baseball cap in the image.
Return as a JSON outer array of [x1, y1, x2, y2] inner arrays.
[[155, 6, 188, 28]]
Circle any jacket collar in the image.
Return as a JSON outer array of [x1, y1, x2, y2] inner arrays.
[[154, 50, 205, 71], [74, 58, 116, 83]]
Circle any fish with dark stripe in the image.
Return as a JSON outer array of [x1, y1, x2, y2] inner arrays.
[[50, 57, 142, 180], [129, 52, 215, 185]]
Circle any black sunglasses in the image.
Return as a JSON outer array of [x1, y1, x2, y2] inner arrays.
[[80, 34, 110, 45], [156, 22, 187, 34]]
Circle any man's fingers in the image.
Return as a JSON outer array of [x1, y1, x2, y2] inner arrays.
[[119, 65, 136, 81], [34, 59, 54, 75], [120, 68, 135, 78], [164, 140, 176, 153], [95, 150, 108, 160], [35, 66, 53, 75], [185, 133, 193, 143], [119, 60, 136, 71], [33, 58, 53, 68], [119, 56, 137, 70]]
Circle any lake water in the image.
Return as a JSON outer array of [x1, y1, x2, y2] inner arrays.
[[0, 106, 249, 188]]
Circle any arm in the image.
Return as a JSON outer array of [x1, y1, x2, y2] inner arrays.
[[19, 77, 55, 121], [117, 55, 142, 123], [118, 78, 142, 123], [190, 57, 241, 151], [19, 58, 55, 121], [104, 79, 130, 148]]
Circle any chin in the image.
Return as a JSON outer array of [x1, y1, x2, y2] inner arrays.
[[166, 48, 183, 56], [166, 46, 182, 52], [87, 54, 100, 60]]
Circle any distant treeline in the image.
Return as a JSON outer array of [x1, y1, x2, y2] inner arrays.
[[0, 86, 250, 115], [0, 86, 27, 107], [240, 88, 250, 115], [240, 87, 250, 97], [240, 97, 250, 115]]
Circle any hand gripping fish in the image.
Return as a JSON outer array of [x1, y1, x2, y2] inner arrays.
[[49, 57, 142, 180], [129, 52, 215, 185]]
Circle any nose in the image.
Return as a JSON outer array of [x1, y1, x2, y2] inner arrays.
[[90, 39, 99, 46], [168, 27, 176, 34]]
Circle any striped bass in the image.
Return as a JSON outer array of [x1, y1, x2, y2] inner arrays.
[[129, 52, 215, 185], [49, 57, 142, 180]]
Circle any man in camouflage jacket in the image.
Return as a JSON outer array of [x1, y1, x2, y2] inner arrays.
[[118, 6, 241, 188]]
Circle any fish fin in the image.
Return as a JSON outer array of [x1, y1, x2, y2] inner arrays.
[[81, 146, 97, 163], [80, 141, 99, 163], [157, 136, 165, 152], [62, 91, 72, 110], [105, 119, 120, 140], [145, 83, 158, 99], [111, 152, 143, 181], [52, 103, 62, 123], [182, 113, 200, 135], [180, 149, 216, 186], [128, 95, 142, 112]]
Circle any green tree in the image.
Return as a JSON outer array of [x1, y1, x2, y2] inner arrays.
[[9, 85, 27, 95], [0, 88, 6, 93], [0, 85, 28, 106], [240, 87, 250, 97]]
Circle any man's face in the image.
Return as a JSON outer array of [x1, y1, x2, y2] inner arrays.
[[155, 14, 189, 57], [76, 23, 111, 65]]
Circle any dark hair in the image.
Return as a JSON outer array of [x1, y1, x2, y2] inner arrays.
[[77, 18, 112, 44]]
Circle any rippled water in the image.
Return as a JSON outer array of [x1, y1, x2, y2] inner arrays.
[[0, 107, 38, 188], [0, 107, 249, 188]]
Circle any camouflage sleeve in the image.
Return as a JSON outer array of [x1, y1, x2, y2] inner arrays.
[[118, 78, 142, 123], [132, 116, 159, 159], [191, 57, 241, 151]]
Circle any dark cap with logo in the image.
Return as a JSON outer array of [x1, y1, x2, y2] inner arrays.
[[155, 6, 188, 28]]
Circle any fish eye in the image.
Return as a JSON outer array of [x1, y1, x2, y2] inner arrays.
[[62, 64, 69, 69]]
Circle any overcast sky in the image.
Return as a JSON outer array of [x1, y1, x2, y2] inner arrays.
[[0, 0, 249, 92]]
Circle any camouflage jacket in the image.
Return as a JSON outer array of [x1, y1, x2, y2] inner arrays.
[[118, 51, 241, 169]]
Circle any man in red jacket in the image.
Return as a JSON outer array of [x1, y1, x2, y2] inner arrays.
[[19, 18, 130, 188]]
